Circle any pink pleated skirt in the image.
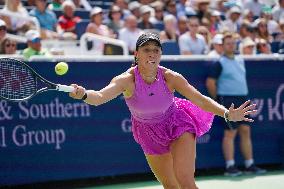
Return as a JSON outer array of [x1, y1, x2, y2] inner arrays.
[[131, 97, 214, 155]]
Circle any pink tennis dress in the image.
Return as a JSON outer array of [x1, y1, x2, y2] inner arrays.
[[125, 66, 214, 155]]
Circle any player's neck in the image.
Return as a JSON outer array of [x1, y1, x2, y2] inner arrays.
[[139, 68, 157, 84]]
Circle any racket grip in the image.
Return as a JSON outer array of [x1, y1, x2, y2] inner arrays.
[[57, 84, 75, 92]]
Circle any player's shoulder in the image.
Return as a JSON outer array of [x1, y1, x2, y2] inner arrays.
[[113, 67, 134, 82], [160, 66, 181, 80]]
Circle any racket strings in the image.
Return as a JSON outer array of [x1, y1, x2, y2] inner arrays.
[[0, 59, 36, 100]]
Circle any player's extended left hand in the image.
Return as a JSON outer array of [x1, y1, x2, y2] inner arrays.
[[228, 100, 257, 122]]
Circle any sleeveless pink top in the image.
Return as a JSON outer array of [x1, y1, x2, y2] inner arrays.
[[125, 66, 174, 123]]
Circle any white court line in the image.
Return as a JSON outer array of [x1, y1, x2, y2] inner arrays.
[[126, 173, 284, 189]]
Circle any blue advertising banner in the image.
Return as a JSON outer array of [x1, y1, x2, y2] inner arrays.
[[0, 59, 283, 186]]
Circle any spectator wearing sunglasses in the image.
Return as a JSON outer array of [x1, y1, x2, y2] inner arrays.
[[256, 38, 272, 54], [0, 37, 17, 54], [22, 30, 51, 60], [178, 16, 207, 55]]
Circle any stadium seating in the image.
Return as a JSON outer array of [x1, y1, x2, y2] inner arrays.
[[162, 41, 180, 55], [270, 41, 281, 53], [153, 23, 165, 31], [75, 19, 90, 39]]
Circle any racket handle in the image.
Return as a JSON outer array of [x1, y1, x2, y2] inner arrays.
[[57, 84, 75, 92]]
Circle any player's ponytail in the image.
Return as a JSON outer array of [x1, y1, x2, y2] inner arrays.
[[131, 57, 138, 67]]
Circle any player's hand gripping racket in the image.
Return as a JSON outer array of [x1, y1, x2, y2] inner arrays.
[[0, 58, 74, 102]]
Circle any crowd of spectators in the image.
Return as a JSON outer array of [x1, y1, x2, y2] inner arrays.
[[0, 0, 284, 57]]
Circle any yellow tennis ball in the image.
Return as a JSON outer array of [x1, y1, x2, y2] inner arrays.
[[55, 62, 68, 75]]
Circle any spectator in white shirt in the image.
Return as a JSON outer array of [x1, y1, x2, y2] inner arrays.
[[243, 0, 264, 18], [178, 16, 207, 55], [220, 6, 242, 33], [118, 15, 143, 54], [260, 7, 281, 37], [159, 14, 178, 42], [272, 0, 284, 22], [86, 7, 115, 38], [2, 0, 32, 34]]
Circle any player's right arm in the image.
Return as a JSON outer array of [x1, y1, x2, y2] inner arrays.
[[69, 71, 133, 106]]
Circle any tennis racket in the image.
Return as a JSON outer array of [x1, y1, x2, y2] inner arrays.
[[0, 58, 74, 102]]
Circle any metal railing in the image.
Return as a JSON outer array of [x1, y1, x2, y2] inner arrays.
[[80, 32, 129, 56]]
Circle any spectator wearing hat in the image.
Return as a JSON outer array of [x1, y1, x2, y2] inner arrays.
[[118, 15, 143, 54], [0, 19, 7, 43], [48, 0, 64, 10], [138, 5, 154, 30], [149, 1, 164, 27], [113, 0, 131, 19], [106, 5, 124, 36], [195, 0, 211, 23], [22, 30, 51, 60], [178, 16, 207, 55], [86, 7, 114, 38], [29, 0, 59, 39], [253, 18, 273, 42], [260, 6, 280, 40], [159, 14, 178, 42], [243, 9, 254, 23], [128, 1, 141, 19], [239, 37, 256, 55], [0, 19, 7, 53], [184, 6, 197, 18], [208, 10, 222, 36], [57, 0, 81, 40], [215, 0, 229, 19], [239, 20, 255, 41], [220, 6, 242, 33], [208, 33, 223, 57], [72, 0, 92, 10]]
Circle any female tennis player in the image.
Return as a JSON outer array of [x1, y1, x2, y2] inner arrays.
[[69, 33, 257, 189]]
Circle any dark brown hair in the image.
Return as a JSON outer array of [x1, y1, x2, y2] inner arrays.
[[0, 37, 17, 54]]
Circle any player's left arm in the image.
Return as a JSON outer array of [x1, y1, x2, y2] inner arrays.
[[166, 70, 226, 117], [164, 69, 256, 121]]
